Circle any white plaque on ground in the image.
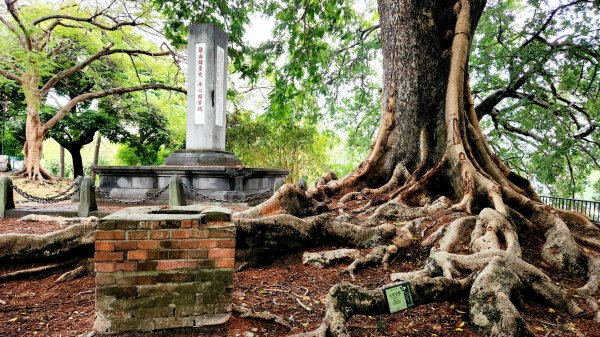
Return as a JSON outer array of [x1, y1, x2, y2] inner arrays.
[[194, 42, 206, 125], [215, 46, 225, 127]]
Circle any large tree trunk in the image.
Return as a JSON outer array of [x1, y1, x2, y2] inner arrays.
[[377, 0, 453, 174], [361, 0, 485, 185]]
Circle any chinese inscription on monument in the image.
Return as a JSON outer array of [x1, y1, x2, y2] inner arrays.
[[195, 43, 206, 125]]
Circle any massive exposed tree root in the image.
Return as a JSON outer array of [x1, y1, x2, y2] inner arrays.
[[235, 196, 600, 336], [232, 1, 600, 336], [0, 222, 96, 262], [287, 277, 471, 337], [0, 220, 96, 282]]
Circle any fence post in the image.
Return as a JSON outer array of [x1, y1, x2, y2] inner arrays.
[[0, 176, 15, 218], [297, 178, 307, 191], [78, 176, 97, 217], [273, 178, 285, 196], [169, 174, 186, 206], [71, 176, 84, 202]]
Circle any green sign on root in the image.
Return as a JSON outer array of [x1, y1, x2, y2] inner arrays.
[[384, 282, 415, 313]]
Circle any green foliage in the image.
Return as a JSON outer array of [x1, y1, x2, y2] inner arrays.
[[115, 143, 171, 166], [0, 0, 185, 174], [152, 0, 250, 51], [45, 157, 72, 177], [227, 111, 337, 183], [0, 82, 26, 156], [472, 0, 600, 197], [592, 178, 600, 201], [107, 99, 175, 166]]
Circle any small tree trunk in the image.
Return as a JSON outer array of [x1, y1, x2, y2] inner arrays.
[[59, 145, 65, 178], [23, 109, 47, 181], [64, 145, 84, 178], [21, 71, 51, 181], [92, 133, 101, 181]]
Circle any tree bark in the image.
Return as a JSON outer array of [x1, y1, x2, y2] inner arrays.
[[20, 70, 49, 181], [64, 145, 84, 178], [373, 0, 486, 179], [59, 145, 64, 178], [92, 132, 101, 181]]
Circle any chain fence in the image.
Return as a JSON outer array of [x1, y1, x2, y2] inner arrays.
[[11, 180, 273, 206], [13, 181, 81, 204], [96, 185, 170, 205], [182, 183, 273, 203]]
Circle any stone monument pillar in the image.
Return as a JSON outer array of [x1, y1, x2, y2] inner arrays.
[[93, 23, 288, 203], [165, 24, 241, 166]]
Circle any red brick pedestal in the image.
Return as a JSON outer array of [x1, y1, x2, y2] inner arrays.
[[93, 206, 235, 334]]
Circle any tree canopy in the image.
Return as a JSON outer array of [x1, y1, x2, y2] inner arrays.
[[156, 0, 599, 195]]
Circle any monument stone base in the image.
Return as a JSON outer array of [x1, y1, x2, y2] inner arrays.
[[164, 150, 242, 167], [92, 165, 288, 204]]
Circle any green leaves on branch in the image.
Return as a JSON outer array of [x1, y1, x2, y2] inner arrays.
[[226, 111, 339, 183], [473, 0, 600, 197]]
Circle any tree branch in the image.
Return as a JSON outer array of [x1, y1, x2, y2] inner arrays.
[[33, 14, 138, 31], [0, 13, 17, 33], [43, 83, 186, 131], [0, 9, 26, 49], [475, 69, 535, 119], [490, 109, 545, 143], [39, 44, 172, 97], [520, 0, 592, 48], [4, 0, 32, 50], [335, 24, 381, 54], [577, 144, 600, 169], [37, 19, 63, 50], [565, 154, 576, 198], [0, 68, 21, 83], [511, 90, 595, 139]]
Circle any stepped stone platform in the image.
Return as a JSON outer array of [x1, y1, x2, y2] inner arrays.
[[92, 165, 288, 204]]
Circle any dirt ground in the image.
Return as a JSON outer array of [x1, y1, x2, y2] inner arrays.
[[2, 217, 600, 337]]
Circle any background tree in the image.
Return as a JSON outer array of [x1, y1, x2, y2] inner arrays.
[[0, 0, 185, 181], [227, 110, 336, 183], [111, 101, 175, 166]]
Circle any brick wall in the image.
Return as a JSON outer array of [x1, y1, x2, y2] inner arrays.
[[93, 206, 235, 334]]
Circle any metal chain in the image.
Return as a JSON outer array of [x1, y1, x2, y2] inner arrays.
[[49, 180, 79, 199], [182, 183, 273, 203], [96, 185, 169, 205], [13, 183, 81, 204], [12, 179, 272, 205]]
